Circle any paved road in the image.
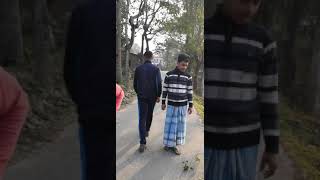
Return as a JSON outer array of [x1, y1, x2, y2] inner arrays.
[[116, 70, 204, 180], [116, 100, 204, 180], [3, 70, 294, 180], [4, 123, 81, 180]]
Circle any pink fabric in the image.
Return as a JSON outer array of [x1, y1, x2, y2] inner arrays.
[[116, 84, 124, 111], [0, 67, 29, 178]]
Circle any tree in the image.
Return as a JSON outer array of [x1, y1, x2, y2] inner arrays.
[[32, 0, 55, 86], [116, 0, 123, 83], [122, 0, 145, 80], [139, 0, 180, 55], [0, 0, 24, 66], [162, 0, 204, 95]]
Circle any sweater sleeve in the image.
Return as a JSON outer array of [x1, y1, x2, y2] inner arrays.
[[162, 74, 169, 104], [133, 68, 138, 94], [258, 34, 279, 154], [155, 68, 162, 98], [116, 84, 124, 111], [187, 76, 193, 108], [0, 69, 29, 178], [64, 6, 82, 103]]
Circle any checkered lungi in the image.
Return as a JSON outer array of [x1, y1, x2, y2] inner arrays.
[[204, 145, 259, 180], [163, 105, 188, 147]]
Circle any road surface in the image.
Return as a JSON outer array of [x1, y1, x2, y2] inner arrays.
[[4, 71, 294, 180]]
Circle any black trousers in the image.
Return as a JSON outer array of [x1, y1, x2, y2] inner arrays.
[[137, 98, 156, 144], [79, 117, 115, 180]]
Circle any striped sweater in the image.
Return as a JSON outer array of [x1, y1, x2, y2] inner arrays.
[[162, 68, 193, 108], [204, 8, 279, 153]]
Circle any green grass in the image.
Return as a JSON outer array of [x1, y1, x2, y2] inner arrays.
[[280, 99, 320, 180], [193, 95, 204, 121]]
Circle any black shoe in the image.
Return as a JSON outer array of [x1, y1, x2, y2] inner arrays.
[[139, 144, 146, 153]]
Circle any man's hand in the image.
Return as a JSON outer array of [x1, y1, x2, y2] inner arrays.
[[156, 97, 160, 103], [260, 152, 278, 178], [188, 107, 193, 114], [161, 104, 166, 110]]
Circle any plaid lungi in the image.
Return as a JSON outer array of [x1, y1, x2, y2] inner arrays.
[[204, 145, 259, 180], [163, 105, 188, 147]]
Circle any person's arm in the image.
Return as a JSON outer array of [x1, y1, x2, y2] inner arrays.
[[64, 7, 82, 103], [162, 74, 169, 105], [156, 68, 162, 98], [187, 76, 193, 109], [0, 73, 29, 178], [259, 37, 279, 154], [116, 85, 125, 111], [133, 69, 138, 94]]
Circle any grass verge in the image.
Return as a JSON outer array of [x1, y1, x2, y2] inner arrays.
[[193, 95, 204, 122], [280, 99, 320, 180]]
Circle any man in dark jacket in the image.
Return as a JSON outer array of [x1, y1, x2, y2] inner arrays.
[[64, 0, 115, 179], [204, 0, 279, 179], [134, 51, 162, 153]]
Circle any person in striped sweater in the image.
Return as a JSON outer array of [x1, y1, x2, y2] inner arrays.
[[204, 0, 279, 179], [161, 54, 193, 155]]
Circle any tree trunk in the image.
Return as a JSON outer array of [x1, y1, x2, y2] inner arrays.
[[309, 25, 320, 117], [116, 0, 123, 83], [123, 0, 130, 81], [280, 0, 304, 105], [33, 0, 54, 86], [140, 33, 145, 60], [145, 35, 150, 52], [146, 40, 150, 52], [0, 0, 24, 66]]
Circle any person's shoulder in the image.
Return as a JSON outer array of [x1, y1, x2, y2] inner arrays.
[[151, 63, 159, 69], [184, 72, 192, 78], [135, 64, 142, 72], [204, 16, 220, 34], [71, 2, 89, 14], [249, 23, 275, 46], [166, 69, 176, 75], [116, 83, 123, 93]]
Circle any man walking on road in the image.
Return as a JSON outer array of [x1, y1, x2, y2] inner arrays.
[[134, 51, 162, 153], [161, 54, 193, 155], [64, 0, 115, 179], [204, 0, 279, 179]]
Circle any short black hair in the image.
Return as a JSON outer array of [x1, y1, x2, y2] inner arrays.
[[177, 53, 190, 63], [143, 51, 153, 59]]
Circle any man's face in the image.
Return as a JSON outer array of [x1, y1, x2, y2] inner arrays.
[[225, 0, 261, 24], [177, 61, 189, 72]]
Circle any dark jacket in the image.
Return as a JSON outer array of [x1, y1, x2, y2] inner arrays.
[[134, 60, 162, 100], [64, 0, 115, 123], [204, 5, 279, 153]]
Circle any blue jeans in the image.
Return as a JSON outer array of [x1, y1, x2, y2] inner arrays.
[[204, 145, 258, 180]]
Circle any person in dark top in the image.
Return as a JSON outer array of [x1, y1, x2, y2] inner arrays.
[[64, 0, 115, 179], [134, 51, 162, 153], [161, 53, 193, 155], [204, 0, 279, 179]]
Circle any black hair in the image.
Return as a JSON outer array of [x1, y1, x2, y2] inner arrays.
[[143, 51, 153, 59], [177, 53, 190, 63]]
